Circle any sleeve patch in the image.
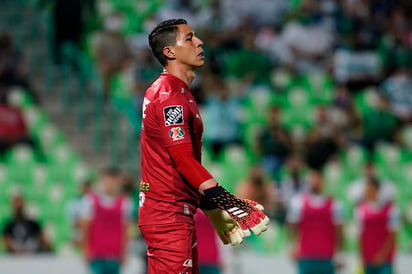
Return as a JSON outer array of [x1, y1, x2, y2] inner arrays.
[[168, 127, 185, 141], [163, 105, 184, 126]]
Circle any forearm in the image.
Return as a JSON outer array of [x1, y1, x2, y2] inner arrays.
[[168, 144, 214, 191], [335, 225, 344, 252], [199, 179, 218, 194], [377, 232, 396, 259]]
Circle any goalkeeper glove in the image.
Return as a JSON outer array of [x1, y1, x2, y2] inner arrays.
[[203, 185, 270, 236], [204, 208, 245, 246]]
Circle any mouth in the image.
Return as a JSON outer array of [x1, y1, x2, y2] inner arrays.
[[197, 51, 204, 58]]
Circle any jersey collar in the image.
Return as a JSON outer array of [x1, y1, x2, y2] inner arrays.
[[160, 73, 190, 90]]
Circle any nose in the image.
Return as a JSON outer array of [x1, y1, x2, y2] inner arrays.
[[195, 36, 203, 47]]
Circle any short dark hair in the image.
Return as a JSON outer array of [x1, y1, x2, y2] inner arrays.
[[102, 167, 120, 177], [367, 176, 380, 190], [148, 18, 187, 66]]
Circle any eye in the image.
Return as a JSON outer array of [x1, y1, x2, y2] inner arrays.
[[186, 37, 192, 41]]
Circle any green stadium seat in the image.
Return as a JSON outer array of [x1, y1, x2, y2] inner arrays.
[[7, 87, 34, 109], [374, 143, 403, 181], [22, 106, 48, 136], [341, 145, 367, 180], [271, 69, 292, 90], [4, 145, 37, 184], [303, 73, 334, 104], [219, 146, 252, 192], [401, 125, 412, 151], [323, 161, 347, 197]]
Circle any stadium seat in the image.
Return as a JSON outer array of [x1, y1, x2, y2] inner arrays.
[[4, 145, 37, 184]]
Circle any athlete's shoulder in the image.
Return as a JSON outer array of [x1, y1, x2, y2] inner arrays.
[[146, 74, 186, 104]]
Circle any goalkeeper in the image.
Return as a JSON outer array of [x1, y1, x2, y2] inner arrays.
[[138, 18, 269, 274]]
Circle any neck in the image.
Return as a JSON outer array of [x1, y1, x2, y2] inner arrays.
[[164, 64, 195, 87]]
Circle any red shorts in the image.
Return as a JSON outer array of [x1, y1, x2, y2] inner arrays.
[[140, 222, 198, 274]]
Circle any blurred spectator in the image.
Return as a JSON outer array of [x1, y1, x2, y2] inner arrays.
[[361, 93, 401, 152], [275, 157, 308, 224], [333, 35, 381, 91], [280, 2, 334, 73], [52, 0, 84, 64], [2, 194, 52, 253], [224, 29, 273, 85], [67, 180, 92, 248], [195, 209, 223, 274], [157, 0, 202, 28], [304, 106, 342, 170], [0, 33, 33, 96], [287, 170, 344, 274], [331, 85, 362, 141], [203, 80, 243, 159], [380, 8, 412, 74], [355, 177, 400, 274], [0, 97, 36, 155], [347, 161, 396, 205], [80, 168, 132, 274], [257, 106, 291, 178], [236, 164, 276, 216], [380, 68, 412, 123], [90, 12, 130, 96]]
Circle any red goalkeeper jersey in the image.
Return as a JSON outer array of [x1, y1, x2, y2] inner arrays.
[[138, 73, 203, 226]]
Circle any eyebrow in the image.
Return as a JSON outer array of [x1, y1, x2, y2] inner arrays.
[[185, 31, 194, 38]]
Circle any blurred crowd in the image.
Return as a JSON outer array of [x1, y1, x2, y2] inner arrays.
[[1, 0, 412, 274]]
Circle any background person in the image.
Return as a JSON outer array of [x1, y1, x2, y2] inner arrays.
[[355, 177, 400, 274], [287, 170, 344, 274], [2, 193, 52, 254], [80, 168, 132, 274]]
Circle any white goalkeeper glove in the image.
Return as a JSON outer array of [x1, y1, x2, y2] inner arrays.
[[204, 208, 245, 246]]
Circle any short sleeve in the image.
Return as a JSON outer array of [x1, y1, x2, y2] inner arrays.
[[79, 195, 93, 220], [157, 94, 193, 148], [354, 206, 363, 232], [388, 205, 401, 231], [287, 195, 304, 224], [122, 197, 134, 221], [332, 200, 344, 225]]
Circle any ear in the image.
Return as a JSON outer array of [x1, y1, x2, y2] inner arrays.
[[163, 46, 176, 60]]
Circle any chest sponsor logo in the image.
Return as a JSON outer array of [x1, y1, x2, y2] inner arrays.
[[168, 127, 185, 141], [163, 105, 184, 126]]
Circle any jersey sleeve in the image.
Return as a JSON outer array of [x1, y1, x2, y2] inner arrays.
[[332, 200, 344, 225], [286, 194, 304, 224], [388, 205, 401, 232], [79, 195, 93, 220], [157, 94, 193, 148]]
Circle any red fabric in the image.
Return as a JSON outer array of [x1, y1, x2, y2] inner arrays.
[[194, 209, 220, 266], [0, 105, 27, 143], [298, 195, 336, 259], [139, 73, 203, 226], [86, 193, 126, 259], [140, 222, 198, 274], [358, 202, 395, 263], [168, 144, 213, 189]]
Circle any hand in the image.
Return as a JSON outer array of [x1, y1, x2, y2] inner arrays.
[[334, 255, 345, 271], [205, 208, 245, 246], [204, 185, 270, 237], [371, 252, 385, 266], [289, 247, 299, 262]]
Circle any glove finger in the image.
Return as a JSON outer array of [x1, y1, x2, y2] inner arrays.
[[228, 228, 245, 246], [250, 216, 270, 236], [255, 204, 264, 211], [217, 231, 230, 245]]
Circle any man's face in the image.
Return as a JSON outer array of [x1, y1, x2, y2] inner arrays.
[[102, 175, 120, 195], [170, 24, 204, 68], [309, 171, 323, 193]]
